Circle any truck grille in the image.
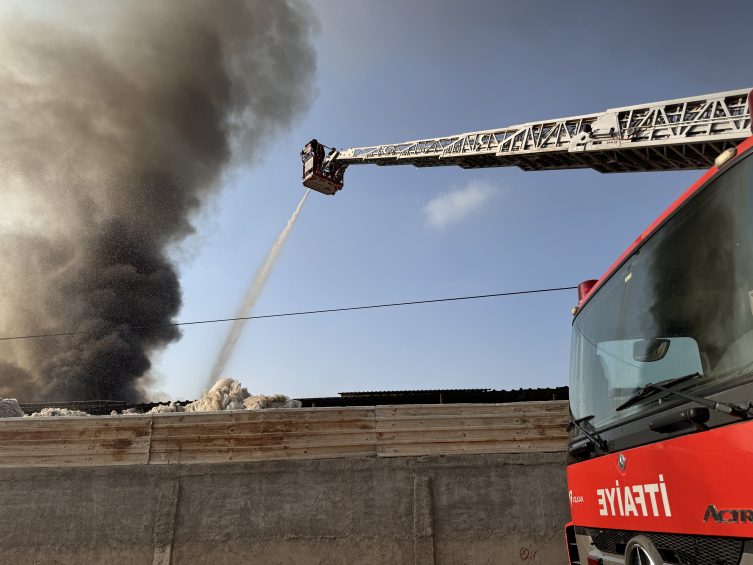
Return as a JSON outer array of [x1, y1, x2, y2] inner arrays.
[[587, 527, 744, 565]]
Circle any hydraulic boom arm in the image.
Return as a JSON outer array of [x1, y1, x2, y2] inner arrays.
[[302, 88, 751, 194]]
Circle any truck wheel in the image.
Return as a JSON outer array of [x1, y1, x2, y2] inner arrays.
[[624, 535, 663, 565]]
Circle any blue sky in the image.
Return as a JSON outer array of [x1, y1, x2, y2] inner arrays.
[[154, 0, 752, 401]]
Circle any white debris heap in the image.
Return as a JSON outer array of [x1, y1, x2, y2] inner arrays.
[[0, 399, 90, 418], [0, 398, 24, 418], [30, 407, 90, 417], [184, 378, 302, 412], [110, 378, 302, 415], [0, 379, 301, 418], [147, 402, 185, 414]]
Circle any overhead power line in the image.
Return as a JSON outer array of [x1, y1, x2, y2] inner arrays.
[[0, 286, 578, 343]]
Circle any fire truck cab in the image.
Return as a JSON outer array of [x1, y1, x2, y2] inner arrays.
[[566, 115, 753, 565]]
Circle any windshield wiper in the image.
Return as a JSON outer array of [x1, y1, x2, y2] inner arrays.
[[616, 372, 748, 419], [616, 373, 700, 411], [566, 415, 608, 451]]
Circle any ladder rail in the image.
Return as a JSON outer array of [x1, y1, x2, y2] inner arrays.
[[331, 89, 751, 174]]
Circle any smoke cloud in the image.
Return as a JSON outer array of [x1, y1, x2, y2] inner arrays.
[[0, 0, 317, 402]]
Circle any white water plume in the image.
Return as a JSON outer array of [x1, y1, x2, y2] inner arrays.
[[208, 189, 310, 385]]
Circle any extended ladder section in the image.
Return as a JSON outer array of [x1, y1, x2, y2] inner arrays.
[[330, 89, 751, 175]]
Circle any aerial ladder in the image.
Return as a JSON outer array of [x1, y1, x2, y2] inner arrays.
[[301, 88, 751, 194], [302, 88, 753, 565]]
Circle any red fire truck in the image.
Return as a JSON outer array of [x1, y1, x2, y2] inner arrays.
[[565, 107, 753, 564], [304, 88, 753, 564]]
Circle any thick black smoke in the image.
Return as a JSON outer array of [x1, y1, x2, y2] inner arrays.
[[0, 0, 317, 402]]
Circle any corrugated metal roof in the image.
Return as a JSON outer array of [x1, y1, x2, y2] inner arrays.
[[339, 389, 489, 397], [299, 386, 568, 408], [18, 387, 569, 414]]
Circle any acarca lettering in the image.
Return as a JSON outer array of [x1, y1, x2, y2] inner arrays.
[[704, 505, 753, 523], [596, 474, 671, 518]]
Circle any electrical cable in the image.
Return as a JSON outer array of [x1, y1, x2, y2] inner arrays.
[[0, 285, 578, 342]]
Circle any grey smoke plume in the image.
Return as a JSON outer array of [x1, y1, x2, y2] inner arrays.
[[0, 0, 317, 402]]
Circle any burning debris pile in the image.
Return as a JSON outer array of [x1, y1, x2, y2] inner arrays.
[[185, 378, 302, 412], [0, 378, 302, 418], [185, 378, 250, 411], [146, 402, 185, 414], [0, 398, 89, 418], [109, 378, 302, 415], [30, 407, 90, 418], [0, 398, 24, 418]]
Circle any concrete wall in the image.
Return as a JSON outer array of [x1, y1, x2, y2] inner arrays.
[[0, 403, 571, 563], [0, 452, 570, 565]]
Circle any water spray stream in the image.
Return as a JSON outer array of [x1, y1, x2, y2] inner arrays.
[[208, 189, 311, 386]]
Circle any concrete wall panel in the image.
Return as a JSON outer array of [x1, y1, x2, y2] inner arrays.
[[0, 453, 570, 564]]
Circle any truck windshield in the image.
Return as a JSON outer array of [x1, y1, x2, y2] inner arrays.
[[570, 151, 753, 437]]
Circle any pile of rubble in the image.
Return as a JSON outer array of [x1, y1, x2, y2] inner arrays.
[[0, 378, 302, 418]]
